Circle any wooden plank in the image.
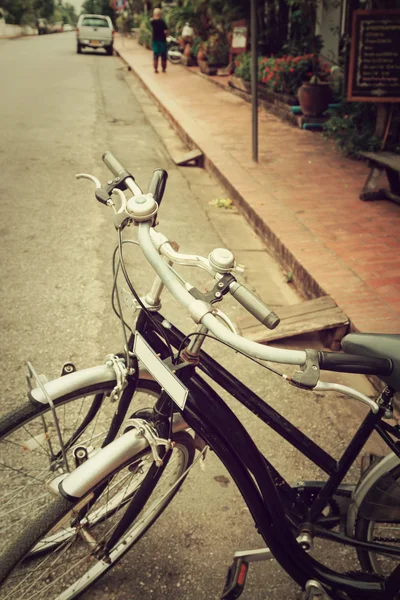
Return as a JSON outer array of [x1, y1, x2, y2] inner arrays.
[[320, 324, 349, 351], [360, 151, 400, 173], [174, 148, 203, 166], [162, 137, 204, 167], [236, 295, 349, 346], [243, 310, 348, 343]]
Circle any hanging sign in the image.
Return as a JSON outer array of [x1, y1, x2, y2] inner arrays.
[[230, 20, 248, 54]]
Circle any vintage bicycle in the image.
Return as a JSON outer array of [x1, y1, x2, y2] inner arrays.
[[1, 153, 400, 600]]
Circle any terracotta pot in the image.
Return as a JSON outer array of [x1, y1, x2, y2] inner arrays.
[[297, 82, 333, 118], [183, 43, 192, 58], [197, 48, 207, 62]]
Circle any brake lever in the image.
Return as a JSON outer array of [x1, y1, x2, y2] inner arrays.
[[76, 172, 131, 207], [212, 309, 238, 334], [76, 173, 102, 189], [112, 188, 127, 213]]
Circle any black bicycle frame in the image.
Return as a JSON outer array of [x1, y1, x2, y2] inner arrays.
[[133, 310, 400, 598]]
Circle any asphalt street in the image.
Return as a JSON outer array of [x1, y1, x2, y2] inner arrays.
[[0, 32, 384, 600]]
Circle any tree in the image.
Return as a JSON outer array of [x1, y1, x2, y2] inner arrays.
[[81, 0, 115, 21], [0, 0, 55, 24], [33, 0, 54, 19], [0, 0, 31, 24], [164, 0, 251, 39], [181, 0, 249, 33], [61, 2, 78, 24]]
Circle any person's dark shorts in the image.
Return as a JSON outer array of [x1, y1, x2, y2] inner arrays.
[[152, 41, 167, 57]]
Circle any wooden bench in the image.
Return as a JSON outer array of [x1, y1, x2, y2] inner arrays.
[[360, 151, 400, 205], [173, 148, 204, 167], [236, 295, 349, 350]]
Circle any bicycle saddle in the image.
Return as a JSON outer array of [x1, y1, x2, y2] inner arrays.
[[342, 333, 400, 391]]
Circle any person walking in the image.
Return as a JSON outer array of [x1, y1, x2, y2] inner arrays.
[[150, 8, 168, 74]]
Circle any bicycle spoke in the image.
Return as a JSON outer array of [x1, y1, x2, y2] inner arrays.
[[21, 424, 52, 458], [63, 398, 87, 446], [9, 532, 81, 600], [2, 492, 49, 519], [1, 437, 50, 458], [0, 463, 45, 484]]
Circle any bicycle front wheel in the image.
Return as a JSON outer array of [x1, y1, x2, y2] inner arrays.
[[0, 377, 161, 550], [0, 431, 194, 600]]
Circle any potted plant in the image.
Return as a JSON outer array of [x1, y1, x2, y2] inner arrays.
[[206, 32, 229, 67], [197, 31, 230, 76], [297, 51, 333, 118], [196, 41, 206, 61]]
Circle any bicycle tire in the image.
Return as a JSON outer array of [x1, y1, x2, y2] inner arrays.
[[0, 430, 195, 599], [0, 377, 161, 551], [354, 461, 400, 577]]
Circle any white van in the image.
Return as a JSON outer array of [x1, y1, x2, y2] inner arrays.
[[76, 14, 114, 55]]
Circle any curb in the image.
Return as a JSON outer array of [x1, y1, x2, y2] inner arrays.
[[0, 34, 35, 39], [115, 47, 332, 308]]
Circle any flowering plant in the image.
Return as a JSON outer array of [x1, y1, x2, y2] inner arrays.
[[260, 54, 331, 95], [234, 52, 331, 97], [234, 52, 252, 80]]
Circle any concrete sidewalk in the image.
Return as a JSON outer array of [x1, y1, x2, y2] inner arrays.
[[115, 36, 400, 335]]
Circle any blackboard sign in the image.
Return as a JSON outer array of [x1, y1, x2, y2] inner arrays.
[[348, 10, 400, 102]]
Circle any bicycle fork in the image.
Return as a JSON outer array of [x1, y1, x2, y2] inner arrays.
[[57, 412, 189, 499]]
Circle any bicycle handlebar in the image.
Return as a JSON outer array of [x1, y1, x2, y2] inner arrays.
[[102, 151, 143, 197], [318, 351, 392, 377], [138, 222, 394, 379], [229, 282, 280, 330], [147, 169, 168, 206], [137, 222, 307, 366], [102, 151, 129, 178], [151, 231, 279, 332], [94, 158, 394, 380]]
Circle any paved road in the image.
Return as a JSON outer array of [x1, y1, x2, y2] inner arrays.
[[0, 32, 380, 600]]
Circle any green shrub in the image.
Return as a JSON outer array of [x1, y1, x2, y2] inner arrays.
[[116, 13, 134, 34], [165, 6, 205, 38], [322, 102, 381, 158], [138, 16, 152, 49], [206, 32, 230, 65], [191, 36, 202, 59]]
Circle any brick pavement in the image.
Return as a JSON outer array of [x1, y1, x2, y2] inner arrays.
[[115, 36, 400, 334]]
